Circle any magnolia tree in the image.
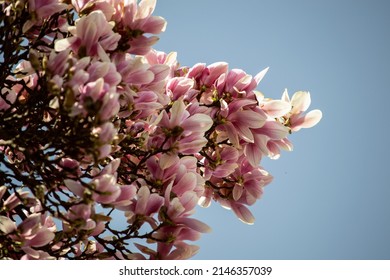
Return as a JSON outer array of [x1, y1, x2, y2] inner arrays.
[[0, 0, 322, 260]]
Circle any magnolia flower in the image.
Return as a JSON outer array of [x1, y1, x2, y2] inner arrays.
[[23, 0, 68, 32], [65, 173, 121, 204], [156, 99, 213, 154], [204, 145, 240, 179], [15, 213, 55, 248], [55, 11, 120, 60], [282, 90, 322, 132], [244, 120, 290, 164], [125, 185, 164, 228], [111, 0, 167, 54], [217, 99, 267, 147]]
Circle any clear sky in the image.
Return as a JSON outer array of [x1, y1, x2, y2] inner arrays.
[[153, 0, 390, 259]]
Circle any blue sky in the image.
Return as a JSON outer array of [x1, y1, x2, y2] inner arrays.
[[153, 0, 390, 259]]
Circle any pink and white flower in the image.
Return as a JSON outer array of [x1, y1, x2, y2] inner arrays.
[[55, 10, 121, 59]]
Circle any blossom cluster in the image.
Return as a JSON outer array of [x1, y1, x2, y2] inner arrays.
[[0, 0, 321, 259]]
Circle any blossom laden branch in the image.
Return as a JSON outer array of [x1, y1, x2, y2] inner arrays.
[[0, 0, 322, 260]]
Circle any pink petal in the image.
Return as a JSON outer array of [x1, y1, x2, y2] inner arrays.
[[142, 16, 167, 34], [224, 122, 240, 147], [174, 173, 197, 195], [244, 143, 262, 167], [126, 69, 154, 85], [233, 185, 244, 201], [182, 113, 213, 133], [262, 100, 292, 118], [220, 146, 239, 161], [64, 179, 84, 197], [236, 124, 254, 143], [213, 163, 238, 178], [277, 138, 294, 152], [159, 153, 178, 170], [150, 64, 170, 81], [176, 217, 211, 233], [135, 186, 150, 214], [167, 77, 194, 99], [24, 227, 55, 247], [225, 69, 246, 91], [179, 191, 198, 212], [167, 243, 199, 260], [267, 141, 281, 159], [19, 213, 41, 234], [187, 63, 206, 79], [231, 204, 255, 225], [179, 137, 208, 154], [202, 62, 228, 85], [234, 74, 253, 90], [230, 110, 266, 128], [145, 193, 164, 216], [170, 100, 187, 126], [256, 121, 289, 139], [227, 99, 258, 114], [114, 185, 137, 207], [88, 62, 110, 81]]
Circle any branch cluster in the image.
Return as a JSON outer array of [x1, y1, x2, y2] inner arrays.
[[0, 0, 322, 259]]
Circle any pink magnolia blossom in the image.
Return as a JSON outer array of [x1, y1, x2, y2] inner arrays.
[[15, 213, 56, 248], [204, 145, 240, 179], [216, 99, 267, 147], [64, 160, 130, 205], [166, 77, 197, 101], [145, 50, 179, 79], [64, 204, 105, 236], [23, 0, 68, 32], [55, 10, 121, 59], [2, 190, 33, 212], [282, 90, 323, 132], [244, 120, 290, 165], [125, 185, 164, 228], [111, 0, 167, 54], [154, 99, 213, 154]]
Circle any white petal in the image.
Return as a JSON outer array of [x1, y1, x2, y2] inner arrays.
[[254, 67, 269, 84], [299, 109, 322, 129], [0, 216, 17, 234], [54, 38, 73, 52], [291, 91, 311, 114]]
